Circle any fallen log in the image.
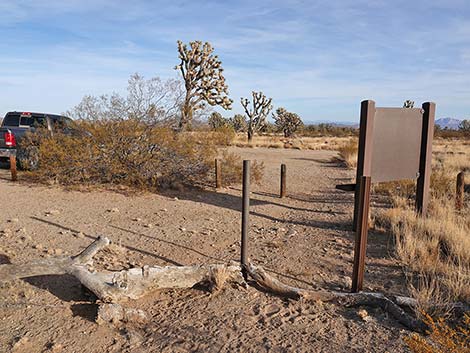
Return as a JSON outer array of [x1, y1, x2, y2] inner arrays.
[[0, 236, 244, 303], [2, 237, 467, 332], [246, 263, 423, 332]]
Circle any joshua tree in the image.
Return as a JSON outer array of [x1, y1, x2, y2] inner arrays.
[[272, 107, 303, 137], [230, 114, 247, 132], [403, 100, 415, 108], [175, 40, 232, 130], [208, 112, 228, 130], [241, 91, 272, 142]]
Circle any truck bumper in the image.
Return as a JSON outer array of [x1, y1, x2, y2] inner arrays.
[[0, 148, 16, 158]]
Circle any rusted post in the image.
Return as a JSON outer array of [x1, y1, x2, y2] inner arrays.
[[9, 154, 17, 182], [415, 102, 435, 216], [351, 176, 371, 293], [280, 164, 286, 198], [456, 171, 465, 211], [215, 158, 222, 188], [353, 100, 375, 231], [241, 160, 250, 278]]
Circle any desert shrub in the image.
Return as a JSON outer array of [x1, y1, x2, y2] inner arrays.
[[405, 312, 470, 353], [21, 119, 263, 191], [218, 150, 264, 186], [22, 120, 216, 189], [336, 138, 358, 168], [300, 123, 358, 137], [208, 112, 229, 130], [207, 125, 236, 146], [230, 114, 247, 132]]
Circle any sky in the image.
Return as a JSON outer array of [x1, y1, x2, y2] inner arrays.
[[1, 0, 469, 122]]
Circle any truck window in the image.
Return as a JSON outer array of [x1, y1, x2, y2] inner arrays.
[[20, 116, 46, 127], [2, 113, 20, 126]]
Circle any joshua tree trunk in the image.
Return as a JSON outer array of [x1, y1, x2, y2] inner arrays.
[[247, 127, 254, 142], [179, 93, 193, 131]]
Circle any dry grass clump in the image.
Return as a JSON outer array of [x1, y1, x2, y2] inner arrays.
[[336, 138, 358, 168], [376, 196, 470, 315], [217, 150, 264, 186], [405, 312, 470, 353], [232, 133, 352, 150], [21, 120, 262, 190]]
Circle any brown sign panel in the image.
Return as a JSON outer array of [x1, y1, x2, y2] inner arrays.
[[370, 107, 423, 183]]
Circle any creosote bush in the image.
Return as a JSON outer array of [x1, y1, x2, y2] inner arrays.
[[218, 150, 264, 186], [22, 119, 260, 190]]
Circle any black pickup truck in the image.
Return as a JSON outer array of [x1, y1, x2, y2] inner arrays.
[[0, 111, 74, 168]]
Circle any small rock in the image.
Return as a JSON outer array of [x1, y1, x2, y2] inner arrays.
[[144, 224, 153, 228], [59, 230, 70, 235], [173, 197, 179, 200], [132, 218, 142, 222], [33, 243, 43, 250], [0, 229, 12, 236], [75, 232, 85, 239], [160, 208, 168, 212], [47, 248, 55, 255], [179, 227, 186, 232], [46, 210, 60, 216], [108, 208, 120, 213], [54, 248, 63, 256], [357, 309, 371, 322], [8, 218, 19, 223], [286, 229, 297, 237]]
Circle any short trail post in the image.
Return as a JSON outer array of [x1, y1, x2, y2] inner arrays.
[[351, 176, 371, 293], [280, 164, 286, 198], [215, 159, 222, 189], [456, 171, 465, 211], [241, 160, 250, 279], [9, 155, 17, 182]]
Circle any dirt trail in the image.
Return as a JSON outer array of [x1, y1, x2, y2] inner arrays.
[[0, 147, 408, 352]]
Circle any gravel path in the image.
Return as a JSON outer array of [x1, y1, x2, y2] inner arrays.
[[0, 147, 408, 352]]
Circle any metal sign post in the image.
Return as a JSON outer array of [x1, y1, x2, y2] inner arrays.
[[341, 100, 435, 292], [241, 160, 250, 280]]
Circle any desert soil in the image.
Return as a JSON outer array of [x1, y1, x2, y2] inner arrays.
[[0, 147, 410, 353]]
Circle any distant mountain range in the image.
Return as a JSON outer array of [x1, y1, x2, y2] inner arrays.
[[435, 117, 463, 130], [306, 117, 465, 130]]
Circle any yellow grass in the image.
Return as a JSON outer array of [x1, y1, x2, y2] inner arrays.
[[232, 133, 351, 151]]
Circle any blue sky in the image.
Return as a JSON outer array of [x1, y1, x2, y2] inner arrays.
[[1, 0, 469, 122]]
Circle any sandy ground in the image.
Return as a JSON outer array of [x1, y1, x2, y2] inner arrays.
[[0, 147, 409, 352]]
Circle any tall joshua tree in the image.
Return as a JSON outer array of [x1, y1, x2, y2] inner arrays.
[[175, 40, 232, 130], [241, 91, 272, 142]]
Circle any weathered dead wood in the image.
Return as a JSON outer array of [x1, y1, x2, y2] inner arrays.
[[0, 236, 244, 303], [2, 237, 467, 333], [246, 263, 424, 331], [69, 263, 244, 303], [0, 236, 110, 281]]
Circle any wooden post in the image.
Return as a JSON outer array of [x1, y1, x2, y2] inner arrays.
[[241, 160, 250, 278], [215, 158, 222, 189], [9, 154, 17, 182], [351, 176, 371, 293], [415, 102, 435, 216], [456, 171, 465, 211], [280, 164, 286, 198], [353, 100, 375, 231]]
